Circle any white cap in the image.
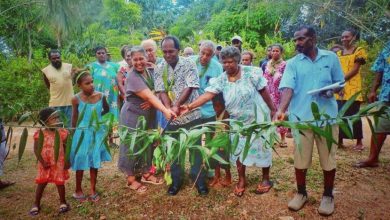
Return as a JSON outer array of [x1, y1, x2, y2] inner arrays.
[[231, 35, 242, 42]]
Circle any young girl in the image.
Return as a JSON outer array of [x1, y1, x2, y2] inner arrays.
[[30, 107, 70, 216], [70, 69, 111, 202]]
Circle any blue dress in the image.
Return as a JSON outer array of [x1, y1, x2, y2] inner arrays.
[[70, 93, 112, 170]]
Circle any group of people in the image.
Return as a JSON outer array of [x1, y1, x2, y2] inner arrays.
[[1, 24, 388, 217]]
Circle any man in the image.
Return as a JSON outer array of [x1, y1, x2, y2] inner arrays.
[[0, 119, 15, 189], [183, 47, 194, 57], [259, 46, 272, 72], [154, 36, 208, 196], [141, 39, 163, 67], [355, 42, 390, 168], [231, 35, 243, 53], [42, 49, 74, 127], [276, 26, 344, 216]]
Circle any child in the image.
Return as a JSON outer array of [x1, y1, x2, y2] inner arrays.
[[208, 94, 232, 187], [30, 107, 70, 216], [70, 69, 111, 202]]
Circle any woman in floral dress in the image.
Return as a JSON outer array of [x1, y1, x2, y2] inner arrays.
[[263, 44, 288, 147], [180, 46, 276, 197]]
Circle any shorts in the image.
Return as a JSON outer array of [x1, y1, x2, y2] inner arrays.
[[293, 125, 338, 171], [375, 102, 390, 134]]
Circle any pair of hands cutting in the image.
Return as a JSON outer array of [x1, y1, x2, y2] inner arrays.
[[163, 105, 193, 120]]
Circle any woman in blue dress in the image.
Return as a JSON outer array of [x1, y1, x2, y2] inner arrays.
[[180, 46, 276, 197], [70, 69, 111, 202]]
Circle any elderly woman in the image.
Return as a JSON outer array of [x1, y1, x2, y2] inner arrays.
[[180, 46, 276, 197], [88, 46, 120, 121], [263, 44, 288, 147], [118, 46, 176, 193]]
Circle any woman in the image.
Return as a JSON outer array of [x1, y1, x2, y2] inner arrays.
[[118, 46, 176, 192], [88, 46, 120, 122], [336, 29, 367, 151], [241, 51, 254, 66], [117, 48, 132, 107], [263, 44, 288, 148], [180, 46, 276, 197]]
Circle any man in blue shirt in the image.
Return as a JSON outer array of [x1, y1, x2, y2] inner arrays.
[[355, 42, 390, 168], [276, 26, 344, 216]]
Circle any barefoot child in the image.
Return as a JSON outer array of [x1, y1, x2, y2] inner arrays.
[[30, 107, 70, 215], [70, 69, 111, 202]]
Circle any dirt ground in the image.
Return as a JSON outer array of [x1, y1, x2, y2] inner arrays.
[[0, 118, 389, 220]]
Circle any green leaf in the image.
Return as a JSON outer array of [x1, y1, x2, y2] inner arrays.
[[337, 92, 360, 117], [65, 132, 72, 163], [18, 112, 32, 125], [18, 128, 28, 163], [77, 104, 87, 127], [54, 129, 60, 163], [37, 129, 44, 161], [6, 126, 13, 150], [311, 102, 320, 120], [242, 131, 253, 161], [74, 131, 85, 160], [337, 119, 352, 139]]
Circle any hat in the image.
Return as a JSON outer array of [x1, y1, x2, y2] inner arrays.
[[231, 35, 242, 42]]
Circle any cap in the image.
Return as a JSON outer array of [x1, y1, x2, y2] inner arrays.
[[231, 35, 242, 42]]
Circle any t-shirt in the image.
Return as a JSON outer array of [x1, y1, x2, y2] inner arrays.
[[154, 56, 201, 125], [371, 42, 390, 102], [42, 63, 74, 107], [191, 55, 223, 118], [279, 48, 344, 124]]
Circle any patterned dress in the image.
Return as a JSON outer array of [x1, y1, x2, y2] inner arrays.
[[205, 65, 273, 167], [70, 93, 112, 170], [33, 129, 69, 185], [88, 61, 120, 122], [263, 59, 288, 135]]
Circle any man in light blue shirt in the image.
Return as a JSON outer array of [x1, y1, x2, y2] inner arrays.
[[191, 40, 223, 121], [276, 26, 344, 216]]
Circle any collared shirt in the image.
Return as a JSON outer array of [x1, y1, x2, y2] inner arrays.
[[279, 48, 344, 124], [154, 56, 201, 125], [42, 63, 74, 107], [371, 41, 390, 102], [191, 55, 223, 118]]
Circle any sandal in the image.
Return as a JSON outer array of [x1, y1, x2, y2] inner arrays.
[[127, 181, 148, 193], [353, 161, 379, 168], [0, 180, 15, 190], [141, 173, 164, 185], [353, 145, 365, 152], [29, 206, 40, 216], [72, 193, 87, 202], [279, 142, 288, 148], [233, 186, 245, 197], [255, 180, 273, 194], [59, 203, 70, 213], [89, 193, 100, 202]]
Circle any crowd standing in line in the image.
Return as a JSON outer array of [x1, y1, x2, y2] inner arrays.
[[0, 24, 387, 218]]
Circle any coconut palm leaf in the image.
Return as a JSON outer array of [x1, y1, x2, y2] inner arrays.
[[17, 128, 28, 163]]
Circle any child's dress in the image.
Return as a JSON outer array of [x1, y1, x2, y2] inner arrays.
[[33, 129, 69, 185], [70, 93, 112, 170]]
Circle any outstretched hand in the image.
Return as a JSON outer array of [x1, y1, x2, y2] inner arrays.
[[164, 109, 177, 120], [179, 104, 190, 116]]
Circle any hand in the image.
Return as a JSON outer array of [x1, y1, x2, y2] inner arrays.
[[146, 62, 156, 69], [338, 89, 344, 98], [319, 89, 334, 98], [273, 110, 285, 122], [121, 94, 125, 101], [171, 106, 180, 115], [368, 91, 377, 103], [163, 109, 177, 120], [179, 104, 190, 116], [140, 101, 152, 110]]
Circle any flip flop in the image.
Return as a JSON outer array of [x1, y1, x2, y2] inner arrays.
[[255, 181, 273, 194], [29, 206, 40, 216], [141, 174, 164, 185], [89, 193, 100, 203], [352, 145, 365, 152], [353, 161, 379, 168], [59, 203, 70, 213], [233, 186, 245, 197], [127, 182, 147, 193], [72, 193, 87, 202]]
